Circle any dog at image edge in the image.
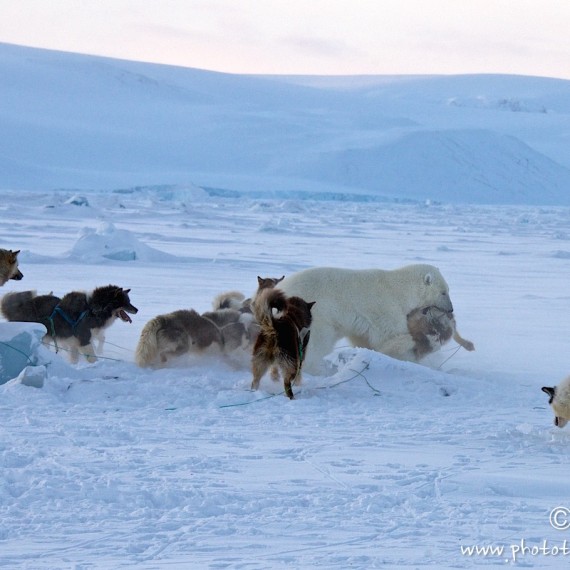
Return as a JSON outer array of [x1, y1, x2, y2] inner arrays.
[[0, 285, 138, 363], [251, 287, 315, 400], [0, 249, 24, 286], [542, 376, 570, 428]]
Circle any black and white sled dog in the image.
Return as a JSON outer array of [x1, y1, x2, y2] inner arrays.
[[1, 285, 138, 363], [135, 306, 250, 368]]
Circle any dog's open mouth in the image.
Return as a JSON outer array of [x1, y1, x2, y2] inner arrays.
[[118, 309, 133, 323]]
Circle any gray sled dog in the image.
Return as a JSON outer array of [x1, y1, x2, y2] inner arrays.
[[251, 288, 315, 400], [542, 376, 570, 428], [135, 307, 249, 368], [1, 285, 138, 363], [212, 290, 248, 312], [0, 249, 24, 286]]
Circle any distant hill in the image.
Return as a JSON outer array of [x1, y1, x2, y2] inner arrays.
[[1, 42, 570, 205]]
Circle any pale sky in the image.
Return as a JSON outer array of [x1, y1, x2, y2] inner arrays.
[[1, 0, 569, 79]]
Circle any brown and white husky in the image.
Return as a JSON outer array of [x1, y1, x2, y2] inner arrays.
[[407, 305, 475, 360], [0, 249, 24, 286], [250, 288, 315, 400]]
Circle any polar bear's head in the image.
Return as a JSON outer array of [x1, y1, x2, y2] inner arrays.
[[422, 270, 453, 313], [542, 378, 570, 428], [405, 265, 453, 314]]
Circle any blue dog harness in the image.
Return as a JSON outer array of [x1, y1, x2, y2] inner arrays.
[[47, 306, 89, 353]]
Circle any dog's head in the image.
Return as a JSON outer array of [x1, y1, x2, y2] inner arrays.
[[91, 285, 139, 323], [542, 385, 570, 428], [4, 249, 23, 281], [257, 275, 285, 291], [113, 287, 138, 323]]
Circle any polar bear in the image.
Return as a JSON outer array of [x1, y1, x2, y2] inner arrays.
[[542, 376, 570, 428], [277, 264, 468, 374]]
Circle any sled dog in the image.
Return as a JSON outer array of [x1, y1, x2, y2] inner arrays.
[[277, 264, 473, 374], [212, 290, 248, 312], [135, 307, 249, 367], [542, 376, 570, 428], [254, 275, 285, 294], [0, 249, 24, 286], [250, 288, 315, 400], [212, 275, 285, 314], [406, 306, 475, 360], [1, 285, 138, 363], [211, 275, 287, 345]]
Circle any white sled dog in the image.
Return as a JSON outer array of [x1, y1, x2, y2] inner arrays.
[[542, 376, 570, 428], [277, 264, 473, 374]]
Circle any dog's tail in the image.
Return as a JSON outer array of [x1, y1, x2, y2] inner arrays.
[[135, 317, 162, 367], [252, 288, 287, 335], [212, 290, 246, 311], [0, 290, 37, 321]]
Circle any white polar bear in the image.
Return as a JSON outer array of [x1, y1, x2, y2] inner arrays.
[[277, 264, 459, 374]]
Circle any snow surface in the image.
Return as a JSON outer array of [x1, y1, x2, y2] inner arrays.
[[2, 43, 570, 205], [1, 188, 570, 569]]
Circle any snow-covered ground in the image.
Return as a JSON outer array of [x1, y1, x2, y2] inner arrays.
[[1, 188, 570, 569]]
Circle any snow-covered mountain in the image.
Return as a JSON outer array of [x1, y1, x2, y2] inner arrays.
[[2, 42, 570, 204]]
